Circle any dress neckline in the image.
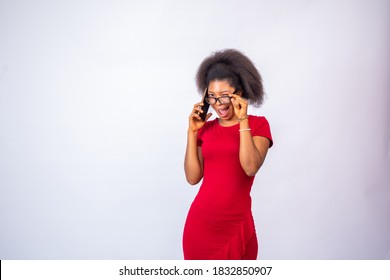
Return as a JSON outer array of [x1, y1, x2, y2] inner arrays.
[[216, 118, 241, 128]]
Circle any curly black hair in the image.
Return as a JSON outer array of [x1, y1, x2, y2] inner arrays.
[[195, 49, 265, 107]]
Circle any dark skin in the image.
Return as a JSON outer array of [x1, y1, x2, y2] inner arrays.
[[184, 79, 269, 184]]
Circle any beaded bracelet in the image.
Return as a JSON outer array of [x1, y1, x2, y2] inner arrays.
[[239, 128, 251, 132]]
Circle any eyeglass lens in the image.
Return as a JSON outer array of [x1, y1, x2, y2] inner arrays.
[[205, 96, 231, 105]]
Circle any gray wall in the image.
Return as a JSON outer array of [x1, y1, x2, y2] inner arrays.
[[0, 0, 389, 259]]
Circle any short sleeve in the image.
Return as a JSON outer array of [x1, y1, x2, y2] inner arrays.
[[196, 123, 207, 146], [250, 116, 273, 148]]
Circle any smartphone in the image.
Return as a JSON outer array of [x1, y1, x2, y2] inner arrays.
[[198, 87, 210, 122]]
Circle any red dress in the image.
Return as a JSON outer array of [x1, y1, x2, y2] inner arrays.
[[183, 115, 273, 260]]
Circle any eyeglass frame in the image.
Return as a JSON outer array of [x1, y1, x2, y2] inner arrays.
[[205, 89, 237, 105]]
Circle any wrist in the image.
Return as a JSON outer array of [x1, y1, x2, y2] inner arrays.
[[239, 117, 250, 130], [237, 115, 248, 122], [188, 128, 198, 135]]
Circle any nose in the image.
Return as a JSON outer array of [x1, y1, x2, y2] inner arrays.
[[217, 99, 224, 105]]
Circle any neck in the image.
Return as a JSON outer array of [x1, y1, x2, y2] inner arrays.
[[218, 116, 239, 127]]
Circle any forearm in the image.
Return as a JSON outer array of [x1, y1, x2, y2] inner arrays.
[[184, 130, 203, 185], [238, 119, 265, 176]]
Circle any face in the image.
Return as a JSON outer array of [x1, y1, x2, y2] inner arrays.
[[207, 79, 237, 120]]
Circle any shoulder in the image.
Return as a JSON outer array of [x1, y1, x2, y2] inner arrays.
[[200, 118, 218, 131], [248, 115, 270, 126], [248, 115, 273, 147], [198, 118, 217, 139]]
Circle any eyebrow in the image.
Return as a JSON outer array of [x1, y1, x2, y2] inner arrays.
[[207, 89, 231, 94]]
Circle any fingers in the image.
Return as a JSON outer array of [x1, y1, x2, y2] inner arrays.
[[230, 94, 248, 109], [193, 102, 204, 113], [191, 112, 202, 122], [228, 92, 241, 99], [205, 112, 213, 121], [229, 93, 247, 103], [189, 102, 204, 122], [191, 103, 203, 117], [228, 93, 248, 119]]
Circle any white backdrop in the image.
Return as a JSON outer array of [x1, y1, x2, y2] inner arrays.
[[0, 0, 389, 259]]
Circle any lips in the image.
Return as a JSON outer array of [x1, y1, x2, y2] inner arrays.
[[217, 107, 229, 118]]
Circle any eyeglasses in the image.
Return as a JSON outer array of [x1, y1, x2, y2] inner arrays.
[[204, 90, 237, 105], [205, 96, 232, 105]]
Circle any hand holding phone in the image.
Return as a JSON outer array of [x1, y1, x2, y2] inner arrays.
[[198, 88, 210, 122]]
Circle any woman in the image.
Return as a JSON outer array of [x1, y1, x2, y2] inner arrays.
[[183, 49, 273, 260]]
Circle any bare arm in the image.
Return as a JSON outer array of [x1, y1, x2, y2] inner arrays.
[[230, 93, 270, 176], [184, 131, 204, 185], [238, 118, 270, 176], [184, 102, 212, 185]]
